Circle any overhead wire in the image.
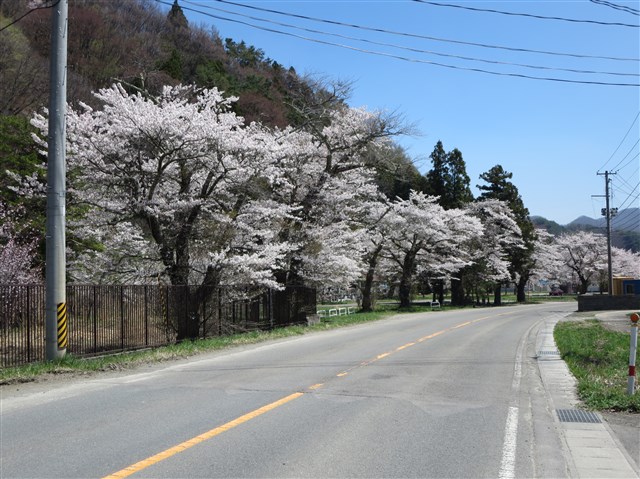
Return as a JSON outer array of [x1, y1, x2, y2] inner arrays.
[[412, 0, 640, 28], [598, 112, 640, 172], [159, 1, 640, 87], [204, 0, 639, 63], [590, 0, 640, 16], [610, 141, 640, 171], [186, 1, 638, 79], [0, 0, 61, 33]]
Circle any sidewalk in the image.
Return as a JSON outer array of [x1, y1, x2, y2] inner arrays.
[[536, 312, 639, 478]]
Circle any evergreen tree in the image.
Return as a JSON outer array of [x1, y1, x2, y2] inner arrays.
[[424, 141, 474, 304], [167, 0, 189, 30], [477, 165, 536, 303], [425, 141, 448, 201]]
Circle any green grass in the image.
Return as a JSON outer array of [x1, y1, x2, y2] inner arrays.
[[0, 308, 398, 385], [555, 319, 639, 412]]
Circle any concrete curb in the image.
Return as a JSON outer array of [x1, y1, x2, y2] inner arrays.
[[536, 314, 639, 478]]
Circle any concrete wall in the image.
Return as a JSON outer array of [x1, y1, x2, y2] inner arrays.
[[578, 294, 640, 312]]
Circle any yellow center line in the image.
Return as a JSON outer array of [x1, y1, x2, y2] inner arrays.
[[104, 310, 509, 478], [395, 342, 416, 351], [452, 321, 472, 329], [418, 330, 446, 342], [102, 392, 304, 479]]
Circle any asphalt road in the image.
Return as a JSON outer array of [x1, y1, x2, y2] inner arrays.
[[1, 303, 576, 478]]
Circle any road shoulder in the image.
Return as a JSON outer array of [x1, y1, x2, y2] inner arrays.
[[537, 312, 639, 478]]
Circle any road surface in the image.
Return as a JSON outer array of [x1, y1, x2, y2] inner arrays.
[[1, 303, 575, 478]]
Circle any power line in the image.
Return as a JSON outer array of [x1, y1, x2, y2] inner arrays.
[[413, 0, 640, 28], [188, 1, 638, 79], [611, 142, 640, 171], [158, 1, 640, 87], [590, 0, 640, 16], [598, 112, 640, 172], [205, 0, 639, 62], [0, 0, 61, 33]]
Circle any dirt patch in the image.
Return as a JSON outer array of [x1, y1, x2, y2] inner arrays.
[[593, 311, 638, 334]]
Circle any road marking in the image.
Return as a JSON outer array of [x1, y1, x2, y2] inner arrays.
[[395, 342, 415, 351], [497, 316, 527, 479], [418, 330, 445, 342], [104, 309, 516, 478], [453, 321, 472, 329], [102, 392, 304, 479], [498, 406, 519, 479]]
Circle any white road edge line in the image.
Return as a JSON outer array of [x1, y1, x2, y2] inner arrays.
[[498, 320, 526, 479], [498, 406, 519, 479]]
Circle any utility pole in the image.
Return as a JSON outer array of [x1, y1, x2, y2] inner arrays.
[[597, 171, 617, 297], [45, 0, 68, 360]]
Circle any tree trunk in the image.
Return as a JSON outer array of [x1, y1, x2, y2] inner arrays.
[[579, 278, 590, 295], [451, 276, 465, 306], [361, 245, 382, 312], [398, 249, 417, 308], [434, 280, 444, 305], [398, 275, 412, 308], [516, 276, 527, 303], [493, 283, 502, 306]]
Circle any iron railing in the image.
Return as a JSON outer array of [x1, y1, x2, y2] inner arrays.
[[0, 284, 316, 368]]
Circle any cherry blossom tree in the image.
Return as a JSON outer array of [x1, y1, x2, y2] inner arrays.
[[382, 191, 483, 308], [31, 83, 289, 288], [461, 199, 524, 305], [353, 196, 393, 312], [265, 105, 402, 289], [612, 247, 640, 278], [553, 231, 607, 294], [0, 202, 41, 284], [31, 84, 293, 338], [529, 228, 565, 288]]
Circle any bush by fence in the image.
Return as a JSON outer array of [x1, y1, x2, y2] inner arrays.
[[0, 284, 316, 368]]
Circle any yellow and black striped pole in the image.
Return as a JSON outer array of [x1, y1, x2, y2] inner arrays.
[[57, 302, 68, 350]]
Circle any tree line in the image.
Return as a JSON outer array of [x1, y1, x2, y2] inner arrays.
[[1, 1, 638, 340]]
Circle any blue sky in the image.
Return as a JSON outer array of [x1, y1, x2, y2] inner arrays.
[[174, 0, 639, 225]]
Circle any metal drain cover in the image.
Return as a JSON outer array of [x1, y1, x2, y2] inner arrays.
[[557, 409, 601, 423], [537, 350, 560, 356]]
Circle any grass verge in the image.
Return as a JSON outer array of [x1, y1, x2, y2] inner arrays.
[[554, 318, 639, 412], [0, 308, 398, 385]]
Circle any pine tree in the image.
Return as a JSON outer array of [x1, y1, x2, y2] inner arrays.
[[424, 141, 474, 303], [477, 165, 536, 303], [167, 0, 189, 30]]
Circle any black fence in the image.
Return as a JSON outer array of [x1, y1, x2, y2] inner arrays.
[[0, 284, 316, 368]]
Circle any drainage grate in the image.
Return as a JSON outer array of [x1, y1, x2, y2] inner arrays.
[[537, 350, 560, 356], [557, 409, 601, 424]]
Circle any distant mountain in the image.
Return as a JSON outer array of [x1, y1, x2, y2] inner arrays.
[[531, 207, 639, 252], [529, 216, 565, 236], [568, 215, 602, 228], [567, 207, 639, 232]]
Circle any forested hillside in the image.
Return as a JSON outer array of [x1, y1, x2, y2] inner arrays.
[[1, 0, 315, 124], [0, 0, 428, 200]]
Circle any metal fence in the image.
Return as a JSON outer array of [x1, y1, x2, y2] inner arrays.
[[0, 284, 316, 368]]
